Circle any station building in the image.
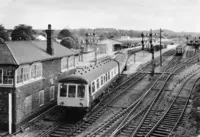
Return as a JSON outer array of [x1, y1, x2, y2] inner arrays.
[[0, 25, 77, 133], [97, 39, 123, 54]]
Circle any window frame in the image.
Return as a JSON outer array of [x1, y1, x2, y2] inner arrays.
[[50, 86, 55, 100], [61, 57, 68, 71], [77, 84, 85, 98], [16, 63, 43, 87], [96, 78, 100, 89], [61, 56, 76, 72], [92, 81, 96, 93], [0, 68, 2, 84], [24, 95, 32, 115], [68, 56, 75, 69], [67, 84, 77, 98], [39, 90, 44, 107], [101, 75, 104, 86], [60, 83, 68, 97], [0, 68, 14, 85], [107, 72, 110, 80]]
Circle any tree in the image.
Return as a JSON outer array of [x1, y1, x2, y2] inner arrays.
[[58, 29, 73, 39], [0, 24, 9, 41], [60, 37, 76, 49], [11, 24, 35, 41]]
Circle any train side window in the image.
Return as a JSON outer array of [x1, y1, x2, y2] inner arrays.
[[114, 68, 116, 75], [96, 79, 100, 89], [92, 81, 95, 93], [60, 84, 67, 97], [101, 76, 104, 86], [105, 73, 107, 82], [68, 85, 76, 98], [108, 72, 110, 80], [111, 70, 113, 78], [115, 67, 118, 74], [77, 85, 85, 98]]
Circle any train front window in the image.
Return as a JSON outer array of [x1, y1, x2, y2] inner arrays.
[[77, 85, 85, 98], [60, 84, 67, 97], [68, 85, 76, 98]]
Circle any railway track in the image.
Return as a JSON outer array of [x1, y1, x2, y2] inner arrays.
[[83, 55, 182, 137], [145, 72, 200, 137], [84, 53, 200, 137], [109, 58, 200, 137]]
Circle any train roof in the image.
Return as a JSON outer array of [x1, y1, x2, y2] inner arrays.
[[59, 59, 118, 84]]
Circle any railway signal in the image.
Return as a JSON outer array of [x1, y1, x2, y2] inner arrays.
[[85, 31, 99, 65], [141, 31, 144, 50]]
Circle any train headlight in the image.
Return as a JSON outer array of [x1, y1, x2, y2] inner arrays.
[[60, 102, 64, 106], [79, 102, 83, 107]]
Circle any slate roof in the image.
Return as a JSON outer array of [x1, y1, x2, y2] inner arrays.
[[1, 41, 77, 65], [0, 43, 17, 65]]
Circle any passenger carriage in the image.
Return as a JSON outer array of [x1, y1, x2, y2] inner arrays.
[[176, 45, 186, 56]]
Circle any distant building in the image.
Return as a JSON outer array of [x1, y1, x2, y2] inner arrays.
[[97, 39, 123, 54], [0, 25, 78, 133], [35, 35, 47, 41]]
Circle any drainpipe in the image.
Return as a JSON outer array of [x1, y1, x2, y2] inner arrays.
[[8, 92, 12, 135]]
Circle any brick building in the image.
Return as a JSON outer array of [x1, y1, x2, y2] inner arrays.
[[0, 25, 77, 133]]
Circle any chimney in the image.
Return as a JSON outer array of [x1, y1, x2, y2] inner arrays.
[[45, 24, 54, 55]]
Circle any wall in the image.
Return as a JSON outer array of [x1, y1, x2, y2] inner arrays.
[[14, 58, 75, 131]]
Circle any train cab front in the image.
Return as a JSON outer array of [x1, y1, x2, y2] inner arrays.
[[57, 82, 89, 111]]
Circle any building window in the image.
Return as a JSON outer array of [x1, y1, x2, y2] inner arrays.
[[68, 56, 75, 68], [61, 57, 68, 70], [0, 69, 14, 85], [39, 90, 44, 106], [0, 69, 2, 84], [101, 76, 104, 86], [92, 81, 95, 93], [96, 79, 100, 89], [31, 63, 42, 79], [23, 66, 30, 82], [50, 86, 55, 100], [17, 67, 23, 83], [24, 95, 32, 115], [16, 66, 30, 84]]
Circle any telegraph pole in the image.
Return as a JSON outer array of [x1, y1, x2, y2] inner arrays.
[[160, 28, 163, 66]]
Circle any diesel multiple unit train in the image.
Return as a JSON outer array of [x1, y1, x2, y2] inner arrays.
[[57, 51, 128, 111], [56, 43, 184, 111]]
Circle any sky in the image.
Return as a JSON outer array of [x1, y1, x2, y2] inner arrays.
[[0, 0, 200, 32]]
